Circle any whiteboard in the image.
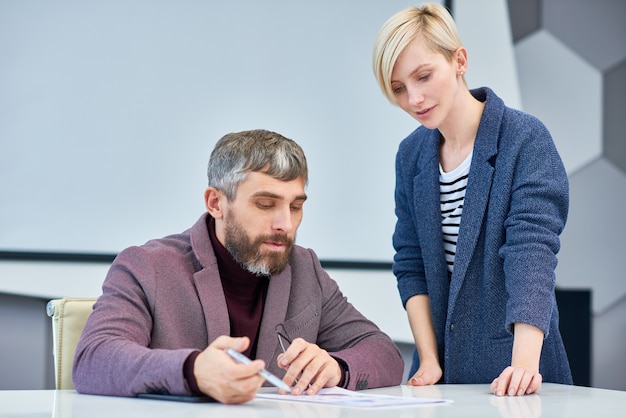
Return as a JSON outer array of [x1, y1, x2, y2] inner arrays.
[[0, 0, 517, 262]]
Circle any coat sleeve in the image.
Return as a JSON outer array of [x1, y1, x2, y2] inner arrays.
[[392, 138, 429, 307], [72, 247, 196, 397], [499, 114, 569, 337]]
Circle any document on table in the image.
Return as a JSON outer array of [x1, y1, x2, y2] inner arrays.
[[255, 387, 452, 408]]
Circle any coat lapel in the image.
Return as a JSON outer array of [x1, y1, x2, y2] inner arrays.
[[193, 267, 231, 342], [413, 131, 450, 308], [255, 266, 292, 362], [189, 213, 231, 343], [447, 96, 500, 310]]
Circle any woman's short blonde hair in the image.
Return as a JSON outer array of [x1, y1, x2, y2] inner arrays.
[[372, 2, 463, 103]]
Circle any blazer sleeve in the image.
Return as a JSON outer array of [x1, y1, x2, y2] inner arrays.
[[392, 138, 429, 307], [72, 247, 196, 397], [499, 114, 569, 336]]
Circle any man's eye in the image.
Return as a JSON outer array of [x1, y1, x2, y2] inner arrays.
[[257, 202, 274, 209], [290, 205, 303, 212]]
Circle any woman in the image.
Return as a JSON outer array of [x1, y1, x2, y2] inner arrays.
[[372, 3, 572, 396]]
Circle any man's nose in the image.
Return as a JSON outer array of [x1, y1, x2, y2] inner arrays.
[[272, 206, 294, 233]]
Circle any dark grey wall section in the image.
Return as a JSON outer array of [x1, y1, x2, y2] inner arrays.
[[507, 0, 541, 42], [0, 293, 54, 390], [604, 60, 626, 173]]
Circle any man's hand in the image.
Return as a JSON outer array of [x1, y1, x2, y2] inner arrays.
[[276, 337, 342, 395], [194, 336, 265, 404]]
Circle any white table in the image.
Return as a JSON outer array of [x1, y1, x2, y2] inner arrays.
[[1, 384, 625, 417]]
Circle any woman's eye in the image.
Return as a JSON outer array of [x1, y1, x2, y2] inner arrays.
[[392, 85, 405, 94], [418, 73, 431, 82]]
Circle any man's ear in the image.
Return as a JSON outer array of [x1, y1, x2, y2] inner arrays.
[[204, 187, 225, 219]]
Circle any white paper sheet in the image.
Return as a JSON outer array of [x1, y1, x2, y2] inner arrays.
[[255, 387, 452, 408]]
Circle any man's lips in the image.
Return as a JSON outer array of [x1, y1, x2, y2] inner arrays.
[[262, 241, 287, 251]]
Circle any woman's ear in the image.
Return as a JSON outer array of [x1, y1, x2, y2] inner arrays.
[[455, 46, 468, 75], [204, 187, 224, 219]]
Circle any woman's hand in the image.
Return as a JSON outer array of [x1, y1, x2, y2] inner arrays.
[[490, 366, 542, 396], [407, 360, 442, 386], [405, 295, 441, 387], [491, 323, 544, 396]]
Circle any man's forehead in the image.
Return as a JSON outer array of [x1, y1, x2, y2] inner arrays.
[[251, 190, 308, 201], [238, 171, 307, 200]]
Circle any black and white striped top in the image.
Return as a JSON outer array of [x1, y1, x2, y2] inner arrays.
[[440, 151, 473, 274]]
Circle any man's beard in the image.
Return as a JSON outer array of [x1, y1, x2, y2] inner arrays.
[[223, 216, 294, 276]]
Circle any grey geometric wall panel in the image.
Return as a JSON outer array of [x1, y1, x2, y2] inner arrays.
[[508, 0, 626, 391], [557, 159, 626, 313], [508, 0, 541, 42], [514, 29, 602, 174], [604, 60, 626, 172], [509, 0, 626, 177], [543, 0, 626, 72]]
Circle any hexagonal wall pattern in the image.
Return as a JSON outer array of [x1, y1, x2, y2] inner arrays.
[[543, 0, 626, 72], [515, 29, 602, 174], [508, 0, 626, 311], [507, 0, 626, 391]]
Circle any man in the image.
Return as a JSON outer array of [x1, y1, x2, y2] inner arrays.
[[73, 129, 404, 404]]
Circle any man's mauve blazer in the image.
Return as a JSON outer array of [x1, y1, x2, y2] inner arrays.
[[393, 87, 573, 384], [73, 213, 404, 396]]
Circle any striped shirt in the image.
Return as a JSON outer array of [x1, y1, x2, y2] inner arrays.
[[440, 151, 473, 274]]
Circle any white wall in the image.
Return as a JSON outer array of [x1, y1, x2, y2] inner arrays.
[[0, 0, 520, 263], [0, 0, 419, 262]]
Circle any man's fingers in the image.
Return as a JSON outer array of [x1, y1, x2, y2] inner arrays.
[[211, 335, 250, 352]]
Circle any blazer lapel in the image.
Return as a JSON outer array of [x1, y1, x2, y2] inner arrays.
[[413, 132, 451, 322], [448, 111, 499, 309], [193, 267, 231, 342], [189, 214, 232, 342], [255, 265, 292, 362]]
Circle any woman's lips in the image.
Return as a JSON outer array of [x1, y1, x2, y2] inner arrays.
[[415, 106, 433, 120]]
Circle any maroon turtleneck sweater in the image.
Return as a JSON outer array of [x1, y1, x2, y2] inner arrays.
[[207, 216, 269, 358], [184, 217, 269, 395]]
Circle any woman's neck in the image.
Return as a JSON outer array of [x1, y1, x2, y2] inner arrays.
[[439, 89, 484, 172]]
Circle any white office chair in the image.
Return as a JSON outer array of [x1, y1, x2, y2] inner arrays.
[[46, 297, 97, 390]]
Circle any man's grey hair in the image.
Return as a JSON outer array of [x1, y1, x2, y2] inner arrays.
[[207, 129, 308, 200]]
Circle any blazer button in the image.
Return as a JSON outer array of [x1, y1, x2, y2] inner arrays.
[[449, 323, 455, 331]]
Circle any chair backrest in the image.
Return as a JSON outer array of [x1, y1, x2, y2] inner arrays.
[[46, 297, 97, 390]]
